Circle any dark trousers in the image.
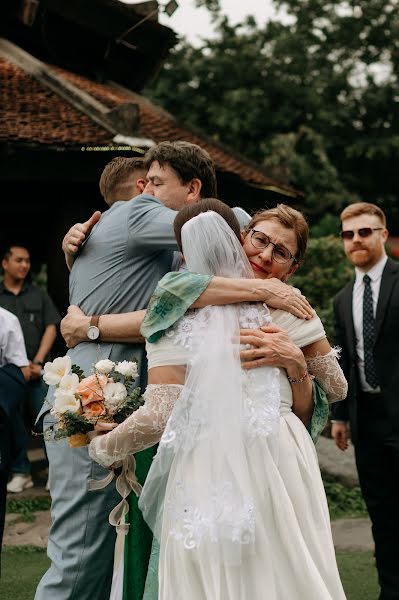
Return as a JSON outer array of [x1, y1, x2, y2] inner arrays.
[[0, 407, 12, 569], [355, 392, 399, 600]]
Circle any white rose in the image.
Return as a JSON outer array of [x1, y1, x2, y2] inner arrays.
[[58, 373, 80, 395], [52, 388, 81, 415], [94, 359, 115, 375], [43, 356, 72, 385], [114, 361, 138, 378], [103, 382, 127, 412]]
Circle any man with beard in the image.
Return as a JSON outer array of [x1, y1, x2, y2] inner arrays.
[[331, 202, 399, 600]]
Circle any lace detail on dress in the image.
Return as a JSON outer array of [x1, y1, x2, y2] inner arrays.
[[241, 368, 280, 441], [160, 303, 280, 449], [167, 480, 255, 550], [239, 302, 272, 329], [306, 347, 348, 404], [88, 384, 182, 468], [165, 308, 209, 351]]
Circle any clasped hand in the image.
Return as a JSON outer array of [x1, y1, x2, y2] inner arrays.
[[240, 324, 302, 370]]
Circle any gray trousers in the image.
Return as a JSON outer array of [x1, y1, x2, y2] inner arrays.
[[35, 415, 120, 600]]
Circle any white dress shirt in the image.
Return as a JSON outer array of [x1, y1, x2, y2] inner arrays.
[[0, 306, 29, 368], [353, 254, 387, 393]]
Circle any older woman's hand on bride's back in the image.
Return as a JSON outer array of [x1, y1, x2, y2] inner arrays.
[[260, 279, 313, 320], [240, 324, 306, 372]]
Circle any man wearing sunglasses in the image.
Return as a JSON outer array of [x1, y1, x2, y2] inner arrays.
[[332, 202, 399, 600]]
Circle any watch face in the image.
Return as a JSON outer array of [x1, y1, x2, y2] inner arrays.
[[87, 325, 100, 340]]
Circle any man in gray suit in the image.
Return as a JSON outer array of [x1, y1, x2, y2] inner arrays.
[[35, 142, 223, 600]]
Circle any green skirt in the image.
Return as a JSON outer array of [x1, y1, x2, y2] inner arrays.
[[123, 446, 156, 600]]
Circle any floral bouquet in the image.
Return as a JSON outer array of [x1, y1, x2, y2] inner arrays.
[[43, 356, 144, 448]]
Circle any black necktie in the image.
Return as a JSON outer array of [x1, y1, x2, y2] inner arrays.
[[363, 274, 379, 388]]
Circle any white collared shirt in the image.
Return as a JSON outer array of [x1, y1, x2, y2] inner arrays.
[[0, 306, 29, 368], [352, 254, 387, 392]]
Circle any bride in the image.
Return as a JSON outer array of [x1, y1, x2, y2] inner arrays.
[[89, 199, 347, 599]]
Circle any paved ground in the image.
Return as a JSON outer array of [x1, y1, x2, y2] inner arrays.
[[3, 437, 374, 551]]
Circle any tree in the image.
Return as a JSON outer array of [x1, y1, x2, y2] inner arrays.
[[146, 0, 399, 229], [290, 235, 353, 340]]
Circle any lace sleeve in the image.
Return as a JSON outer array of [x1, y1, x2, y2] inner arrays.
[[306, 347, 348, 404], [88, 384, 182, 468]]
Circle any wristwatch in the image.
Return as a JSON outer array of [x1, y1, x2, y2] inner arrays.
[[87, 315, 100, 341]]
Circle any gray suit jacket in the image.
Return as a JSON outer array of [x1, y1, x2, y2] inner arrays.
[[39, 194, 179, 418]]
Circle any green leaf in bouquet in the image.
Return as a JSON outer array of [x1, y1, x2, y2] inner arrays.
[[44, 411, 94, 441], [112, 387, 145, 424], [71, 364, 85, 381]]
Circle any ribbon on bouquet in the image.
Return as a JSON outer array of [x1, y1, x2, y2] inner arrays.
[[88, 455, 143, 600]]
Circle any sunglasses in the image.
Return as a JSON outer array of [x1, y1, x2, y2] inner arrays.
[[341, 227, 383, 240]]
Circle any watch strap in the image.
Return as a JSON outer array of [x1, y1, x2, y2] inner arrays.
[[90, 315, 100, 328]]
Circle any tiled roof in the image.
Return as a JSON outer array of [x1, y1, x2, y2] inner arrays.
[[0, 56, 298, 193]]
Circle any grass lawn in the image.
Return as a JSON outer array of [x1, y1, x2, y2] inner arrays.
[[0, 546, 379, 600], [0, 546, 50, 600]]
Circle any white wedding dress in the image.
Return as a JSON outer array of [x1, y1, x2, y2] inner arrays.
[[90, 304, 347, 600]]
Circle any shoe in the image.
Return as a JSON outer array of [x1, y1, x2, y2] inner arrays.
[[6, 474, 34, 493]]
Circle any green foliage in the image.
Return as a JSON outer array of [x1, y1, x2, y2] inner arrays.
[[147, 0, 399, 228], [323, 475, 368, 520], [290, 235, 353, 339], [71, 363, 85, 380], [113, 387, 145, 424], [44, 411, 94, 442], [7, 497, 52, 523]]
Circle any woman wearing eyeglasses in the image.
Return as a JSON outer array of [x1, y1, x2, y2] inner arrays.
[[89, 201, 347, 599]]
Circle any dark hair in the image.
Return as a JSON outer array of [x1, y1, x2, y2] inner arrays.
[[2, 243, 31, 262], [99, 156, 145, 203], [243, 204, 309, 263], [143, 141, 217, 198], [340, 202, 386, 227], [174, 198, 240, 252]]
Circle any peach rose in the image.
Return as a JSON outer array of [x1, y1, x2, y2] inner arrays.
[[76, 374, 108, 406], [82, 401, 106, 418], [68, 433, 89, 447]]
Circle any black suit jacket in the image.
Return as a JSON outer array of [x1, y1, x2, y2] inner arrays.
[[331, 257, 399, 444]]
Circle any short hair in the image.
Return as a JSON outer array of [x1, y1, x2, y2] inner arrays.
[[99, 156, 145, 203], [244, 204, 309, 263], [340, 202, 386, 227], [174, 198, 240, 252], [2, 243, 31, 262], [143, 141, 217, 198]]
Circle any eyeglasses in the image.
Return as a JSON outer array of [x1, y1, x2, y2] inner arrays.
[[249, 229, 297, 264], [341, 227, 383, 240]]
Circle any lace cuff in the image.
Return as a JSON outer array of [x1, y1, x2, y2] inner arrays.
[[88, 384, 182, 468], [306, 347, 348, 404]]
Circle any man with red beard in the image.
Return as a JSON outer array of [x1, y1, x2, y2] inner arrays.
[[331, 202, 399, 600]]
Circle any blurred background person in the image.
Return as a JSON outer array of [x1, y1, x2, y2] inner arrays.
[[0, 306, 30, 559], [0, 244, 60, 493]]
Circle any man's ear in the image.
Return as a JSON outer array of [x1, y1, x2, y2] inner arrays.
[[136, 178, 146, 194], [186, 178, 202, 203], [240, 231, 246, 245]]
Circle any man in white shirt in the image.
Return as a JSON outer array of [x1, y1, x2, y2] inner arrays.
[[331, 202, 399, 600], [0, 307, 29, 555]]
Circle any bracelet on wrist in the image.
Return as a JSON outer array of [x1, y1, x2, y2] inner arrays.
[[287, 369, 315, 384], [33, 360, 44, 367]]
